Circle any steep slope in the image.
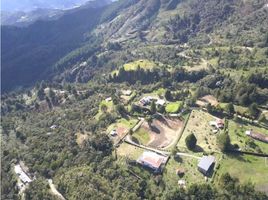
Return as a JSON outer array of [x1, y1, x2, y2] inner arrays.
[[1, 0, 268, 92], [1, 0, 111, 92], [1, 9, 65, 27]]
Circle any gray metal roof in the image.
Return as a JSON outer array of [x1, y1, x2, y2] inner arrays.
[[198, 156, 215, 171]]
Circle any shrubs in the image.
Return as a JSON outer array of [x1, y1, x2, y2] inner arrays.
[[217, 133, 231, 152]]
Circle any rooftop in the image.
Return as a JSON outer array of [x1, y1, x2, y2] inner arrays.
[[14, 165, 32, 183], [198, 156, 215, 172], [137, 151, 168, 170]]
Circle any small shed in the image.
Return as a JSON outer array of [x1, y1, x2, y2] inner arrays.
[[198, 156, 215, 175], [110, 130, 117, 137], [156, 99, 166, 106], [50, 125, 57, 129], [105, 97, 112, 102], [122, 90, 132, 96], [178, 179, 186, 188]]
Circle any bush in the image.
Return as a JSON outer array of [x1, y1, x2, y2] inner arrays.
[[217, 133, 230, 152]]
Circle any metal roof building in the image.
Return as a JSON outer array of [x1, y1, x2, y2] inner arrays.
[[198, 155, 215, 175], [14, 165, 32, 184]]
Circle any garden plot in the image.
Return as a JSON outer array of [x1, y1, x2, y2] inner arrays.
[[132, 115, 183, 148], [177, 110, 221, 152]]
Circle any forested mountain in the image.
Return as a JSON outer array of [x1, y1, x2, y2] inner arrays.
[[1, 0, 112, 92], [1, 0, 268, 199], [1, 0, 268, 92]]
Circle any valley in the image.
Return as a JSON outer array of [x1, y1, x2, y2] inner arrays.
[[1, 0, 268, 199]]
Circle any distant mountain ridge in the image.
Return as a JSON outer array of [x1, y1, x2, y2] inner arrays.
[[1, 0, 92, 12], [1, 9, 65, 27], [1, 0, 268, 92]]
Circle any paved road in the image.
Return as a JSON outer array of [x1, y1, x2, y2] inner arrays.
[[48, 179, 65, 200]]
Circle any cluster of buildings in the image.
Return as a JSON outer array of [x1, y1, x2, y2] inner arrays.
[[139, 96, 166, 107], [209, 118, 225, 130], [136, 150, 216, 178], [110, 129, 118, 137]]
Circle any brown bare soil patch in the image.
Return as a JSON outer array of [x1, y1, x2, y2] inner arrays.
[[76, 132, 90, 147], [197, 95, 219, 107], [142, 115, 183, 148]]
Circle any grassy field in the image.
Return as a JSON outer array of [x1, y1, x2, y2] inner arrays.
[[215, 154, 268, 194], [228, 120, 268, 154], [165, 101, 183, 113], [132, 127, 150, 145], [107, 118, 138, 133], [177, 110, 221, 153], [184, 58, 209, 72], [95, 100, 114, 120], [219, 67, 267, 81], [152, 88, 166, 97], [163, 156, 207, 189], [116, 142, 144, 160], [219, 103, 249, 115], [123, 59, 157, 71]]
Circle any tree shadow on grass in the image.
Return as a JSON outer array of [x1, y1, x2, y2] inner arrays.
[[193, 145, 204, 152], [225, 152, 247, 162], [131, 136, 140, 145], [174, 155, 183, 163]]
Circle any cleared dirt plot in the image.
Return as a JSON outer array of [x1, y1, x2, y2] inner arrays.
[[76, 132, 90, 147], [177, 110, 221, 152], [132, 115, 183, 148], [196, 95, 219, 107]]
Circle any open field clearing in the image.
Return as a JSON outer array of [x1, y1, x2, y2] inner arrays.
[[177, 110, 221, 152], [116, 142, 144, 160], [228, 120, 268, 154], [76, 132, 90, 147], [215, 154, 268, 195], [107, 118, 138, 142], [163, 155, 207, 189], [165, 101, 183, 113], [95, 100, 114, 120], [124, 59, 157, 71], [112, 59, 158, 75], [184, 58, 209, 72], [132, 116, 183, 148]]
